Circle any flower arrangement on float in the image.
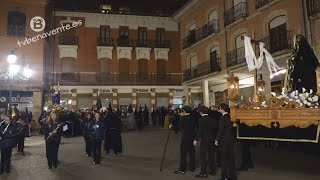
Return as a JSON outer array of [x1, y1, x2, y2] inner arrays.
[[261, 88, 319, 108]]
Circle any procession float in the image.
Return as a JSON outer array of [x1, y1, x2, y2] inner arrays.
[[229, 34, 320, 143]]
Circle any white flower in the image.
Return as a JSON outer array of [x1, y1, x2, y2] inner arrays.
[[307, 102, 312, 106], [310, 89, 313, 94], [271, 92, 276, 97], [295, 99, 301, 103], [315, 106, 318, 108], [299, 103, 303, 107], [308, 97, 313, 102], [303, 100, 308, 104], [290, 92, 296, 98], [295, 90, 299, 95], [302, 87, 306, 93], [305, 93, 310, 97], [312, 96, 319, 102]]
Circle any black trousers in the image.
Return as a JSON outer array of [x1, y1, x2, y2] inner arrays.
[[17, 136, 25, 152], [179, 141, 195, 171], [46, 142, 60, 168], [1, 148, 13, 171], [92, 139, 102, 162], [220, 143, 236, 179], [199, 141, 216, 173], [240, 141, 253, 169], [84, 136, 93, 155]]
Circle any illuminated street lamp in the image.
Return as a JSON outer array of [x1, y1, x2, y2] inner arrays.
[[0, 51, 33, 116]]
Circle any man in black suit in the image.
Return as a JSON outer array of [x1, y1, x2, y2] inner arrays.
[[170, 106, 197, 174], [215, 103, 236, 180], [193, 105, 219, 178]]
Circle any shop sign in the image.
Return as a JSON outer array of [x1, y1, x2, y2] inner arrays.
[[137, 89, 149, 93], [174, 89, 183, 92], [11, 97, 33, 103], [60, 89, 71, 94], [99, 89, 113, 93]]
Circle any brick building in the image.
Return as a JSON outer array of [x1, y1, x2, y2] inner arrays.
[[173, 0, 320, 106], [0, 0, 49, 121], [48, 9, 184, 110]]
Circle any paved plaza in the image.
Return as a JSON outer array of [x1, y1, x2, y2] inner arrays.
[[1, 127, 320, 180]]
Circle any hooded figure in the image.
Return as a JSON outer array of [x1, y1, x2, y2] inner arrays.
[[104, 102, 113, 153], [137, 106, 144, 130], [143, 105, 149, 126], [105, 109, 123, 155], [126, 104, 135, 130]]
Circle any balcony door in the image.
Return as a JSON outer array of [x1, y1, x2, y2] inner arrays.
[[157, 59, 166, 80], [188, 24, 196, 45], [138, 27, 147, 46], [119, 59, 129, 81], [61, 57, 76, 81], [138, 59, 148, 81], [119, 26, 129, 46], [189, 55, 198, 78], [269, 16, 287, 53], [210, 47, 220, 72], [100, 25, 110, 46], [156, 28, 165, 47]]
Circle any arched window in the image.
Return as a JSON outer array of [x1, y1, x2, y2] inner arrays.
[[268, 15, 287, 53], [7, 11, 26, 36], [234, 33, 247, 63], [210, 46, 221, 72], [208, 10, 218, 33], [189, 55, 198, 77], [138, 59, 148, 80], [119, 58, 129, 81]]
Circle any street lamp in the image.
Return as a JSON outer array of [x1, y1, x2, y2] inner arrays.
[[0, 51, 33, 116]]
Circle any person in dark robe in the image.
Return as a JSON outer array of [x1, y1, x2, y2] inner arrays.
[[15, 114, 28, 155], [137, 106, 144, 130], [143, 105, 149, 126], [81, 112, 95, 157], [171, 108, 181, 134], [215, 103, 236, 180], [104, 103, 113, 154], [105, 112, 123, 155], [151, 107, 156, 126]]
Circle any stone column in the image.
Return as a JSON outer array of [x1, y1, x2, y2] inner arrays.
[[92, 89, 98, 109], [183, 85, 191, 106], [112, 89, 118, 109], [132, 89, 137, 110], [150, 88, 156, 109], [71, 89, 77, 110], [202, 80, 209, 107], [169, 88, 174, 107], [32, 91, 42, 129]]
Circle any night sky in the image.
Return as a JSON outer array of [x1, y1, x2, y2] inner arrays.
[[52, 0, 190, 16]]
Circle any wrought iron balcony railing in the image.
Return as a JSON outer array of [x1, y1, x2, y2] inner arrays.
[[52, 72, 180, 85], [307, 0, 320, 16], [182, 19, 219, 49], [183, 58, 221, 81], [226, 47, 246, 67], [116, 38, 134, 47], [154, 40, 171, 48], [224, 1, 248, 26], [255, 0, 275, 9], [135, 39, 153, 48], [97, 37, 114, 46], [59, 36, 79, 45], [259, 30, 293, 54]]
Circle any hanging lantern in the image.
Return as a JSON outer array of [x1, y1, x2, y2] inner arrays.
[[227, 73, 239, 102], [316, 66, 320, 96]]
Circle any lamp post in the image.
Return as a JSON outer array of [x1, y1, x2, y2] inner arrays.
[[1, 51, 33, 116]]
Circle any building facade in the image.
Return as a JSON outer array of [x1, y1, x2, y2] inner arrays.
[[0, 0, 48, 121], [49, 10, 184, 110], [174, 0, 320, 106]]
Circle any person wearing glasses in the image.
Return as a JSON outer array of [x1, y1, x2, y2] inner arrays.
[[215, 103, 236, 180]]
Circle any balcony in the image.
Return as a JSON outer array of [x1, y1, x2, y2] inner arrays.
[[116, 38, 134, 47], [56, 72, 80, 82], [52, 72, 180, 85], [97, 37, 114, 46], [181, 19, 219, 49], [7, 25, 25, 36], [224, 1, 248, 27], [183, 58, 221, 81], [259, 30, 293, 54], [135, 39, 153, 48], [226, 47, 246, 67], [255, 0, 275, 9], [59, 36, 78, 45], [154, 40, 171, 48], [307, 0, 320, 16]]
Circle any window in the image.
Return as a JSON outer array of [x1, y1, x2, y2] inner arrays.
[[210, 47, 220, 71], [138, 59, 148, 80], [119, 58, 129, 81], [188, 24, 196, 44], [208, 10, 218, 33], [7, 11, 26, 36], [157, 59, 166, 79], [138, 27, 147, 46], [188, 55, 198, 77], [234, 33, 247, 63], [100, 25, 110, 45], [269, 16, 288, 53], [119, 26, 129, 46], [99, 59, 110, 73], [156, 28, 165, 47], [61, 57, 76, 80]]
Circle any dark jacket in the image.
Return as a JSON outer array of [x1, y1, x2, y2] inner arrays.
[[81, 118, 95, 137], [16, 120, 28, 137], [216, 113, 234, 145], [43, 122, 63, 144], [0, 123, 18, 149], [178, 114, 198, 143], [195, 114, 219, 142], [90, 120, 105, 140]]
